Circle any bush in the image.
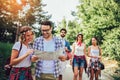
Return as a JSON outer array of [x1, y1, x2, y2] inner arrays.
[[102, 27, 120, 61], [0, 42, 13, 80]]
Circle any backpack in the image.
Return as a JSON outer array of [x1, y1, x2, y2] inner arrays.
[[4, 43, 22, 76]]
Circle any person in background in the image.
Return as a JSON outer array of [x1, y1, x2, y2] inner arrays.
[[71, 33, 87, 80], [59, 28, 72, 80], [88, 37, 102, 80], [60, 28, 71, 54], [33, 21, 67, 80], [9, 26, 37, 80]]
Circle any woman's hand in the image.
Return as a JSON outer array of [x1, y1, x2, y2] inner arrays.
[[31, 55, 39, 62], [27, 49, 34, 55]]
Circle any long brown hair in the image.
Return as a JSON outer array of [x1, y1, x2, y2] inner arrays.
[[91, 36, 99, 45], [76, 33, 83, 42]]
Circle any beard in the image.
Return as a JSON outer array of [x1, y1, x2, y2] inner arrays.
[[61, 34, 65, 38]]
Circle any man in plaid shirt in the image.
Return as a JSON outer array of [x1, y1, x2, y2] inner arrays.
[[33, 21, 67, 80]]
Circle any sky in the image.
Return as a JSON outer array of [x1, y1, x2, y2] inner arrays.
[[42, 0, 79, 24]]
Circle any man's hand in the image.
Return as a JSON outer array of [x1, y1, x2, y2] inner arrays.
[[58, 56, 67, 61], [65, 47, 69, 52]]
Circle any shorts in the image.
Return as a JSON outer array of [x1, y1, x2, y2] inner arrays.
[[36, 73, 57, 80], [72, 58, 85, 68], [90, 61, 102, 70]]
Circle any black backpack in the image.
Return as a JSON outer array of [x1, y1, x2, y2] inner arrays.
[[4, 43, 22, 76]]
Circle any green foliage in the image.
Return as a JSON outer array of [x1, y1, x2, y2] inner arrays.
[[55, 18, 67, 35], [56, 18, 82, 45], [0, 42, 13, 80], [74, 0, 120, 60], [102, 27, 120, 61], [56, 0, 120, 61], [0, 42, 13, 58], [66, 20, 82, 44], [77, 0, 120, 43], [0, 0, 49, 43], [112, 74, 120, 80]]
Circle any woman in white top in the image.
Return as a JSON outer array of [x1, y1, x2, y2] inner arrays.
[[88, 37, 102, 80], [71, 33, 87, 80], [9, 26, 38, 80]]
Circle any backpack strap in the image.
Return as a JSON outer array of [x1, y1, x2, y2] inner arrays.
[[17, 42, 22, 57]]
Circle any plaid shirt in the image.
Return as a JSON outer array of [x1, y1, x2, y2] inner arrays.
[[33, 36, 65, 78]]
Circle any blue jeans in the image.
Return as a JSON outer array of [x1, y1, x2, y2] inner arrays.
[[73, 58, 85, 68]]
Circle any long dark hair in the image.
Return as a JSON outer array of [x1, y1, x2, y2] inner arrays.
[[91, 36, 99, 45]]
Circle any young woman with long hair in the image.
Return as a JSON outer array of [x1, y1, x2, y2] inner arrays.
[[71, 33, 87, 80], [88, 37, 102, 80]]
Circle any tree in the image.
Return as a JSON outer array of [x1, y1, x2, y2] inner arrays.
[[0, 0, 49, 43], [56, 17, 67, 34], [75, 0, 120, 60], [56, 18, 81, 44]]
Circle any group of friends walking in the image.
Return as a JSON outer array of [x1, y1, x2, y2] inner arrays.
[[7, 20, 103, 80]]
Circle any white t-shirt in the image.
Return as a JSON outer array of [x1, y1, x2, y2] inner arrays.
[[41, 39, 55, 73], [12, 42, 31, 67]]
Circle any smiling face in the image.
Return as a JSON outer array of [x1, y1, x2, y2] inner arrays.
[[41, 25, 52, 39], [91, 37, 97, 45], [24, 30, 34, 43], [20, 26, 34, 43], [77, 34, 83, 42]]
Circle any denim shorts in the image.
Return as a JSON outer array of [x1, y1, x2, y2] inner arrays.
[[72, 58, 85, 68]]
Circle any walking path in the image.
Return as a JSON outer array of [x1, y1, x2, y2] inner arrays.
[[63, 60, 114, 80], [32, 60, 115, 80]]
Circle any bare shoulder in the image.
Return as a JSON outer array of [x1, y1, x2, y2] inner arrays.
[[73, 42, 76, 45], [88, 45, 92, 49], [82, 43, 86, 46], [98, 46, 102, 50]]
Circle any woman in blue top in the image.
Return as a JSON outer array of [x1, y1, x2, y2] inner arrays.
[[88, 37, 102, 80]]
